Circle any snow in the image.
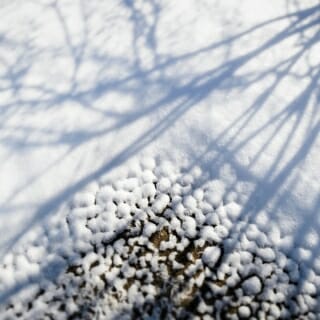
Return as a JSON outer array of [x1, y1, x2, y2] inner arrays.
[[182, 216, 197, 238], [152, 193, 170, 214], [200, 226, 219, 243], [242, 276, 262, 296], [202, 246, 221, 268], [238, 305, 251, 318], [204, 180, 226, 208], [143, 222, 157, 238], [0, 158, 308, 318], [156, 177, 171, 193], [1, 0, 320, 318], [183, 195, 198, 211], [117, 203, 131, 219], [225, 202, 242, 222], [257, 247, 276, 263]]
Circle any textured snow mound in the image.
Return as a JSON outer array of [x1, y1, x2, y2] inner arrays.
[[0, 158, 319, 319]]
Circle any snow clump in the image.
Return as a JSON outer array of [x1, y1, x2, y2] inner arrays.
[[0, 158, 319, 319]]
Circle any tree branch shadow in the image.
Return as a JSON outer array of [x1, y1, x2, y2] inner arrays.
[[0, 0, 320, 313]]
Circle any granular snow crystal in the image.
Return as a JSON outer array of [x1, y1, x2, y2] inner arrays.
[[0, 158, 319, 320]]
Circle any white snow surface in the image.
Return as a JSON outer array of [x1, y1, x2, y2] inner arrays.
[[1, 0, 320, 318]]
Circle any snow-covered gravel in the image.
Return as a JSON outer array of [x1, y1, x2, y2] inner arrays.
[[1, 158, 319, 319]]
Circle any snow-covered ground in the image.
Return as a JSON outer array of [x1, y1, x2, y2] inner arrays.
[[0, 0, 320, 318]]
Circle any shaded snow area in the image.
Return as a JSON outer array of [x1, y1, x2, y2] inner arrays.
[[1, 158, 320, 319]]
